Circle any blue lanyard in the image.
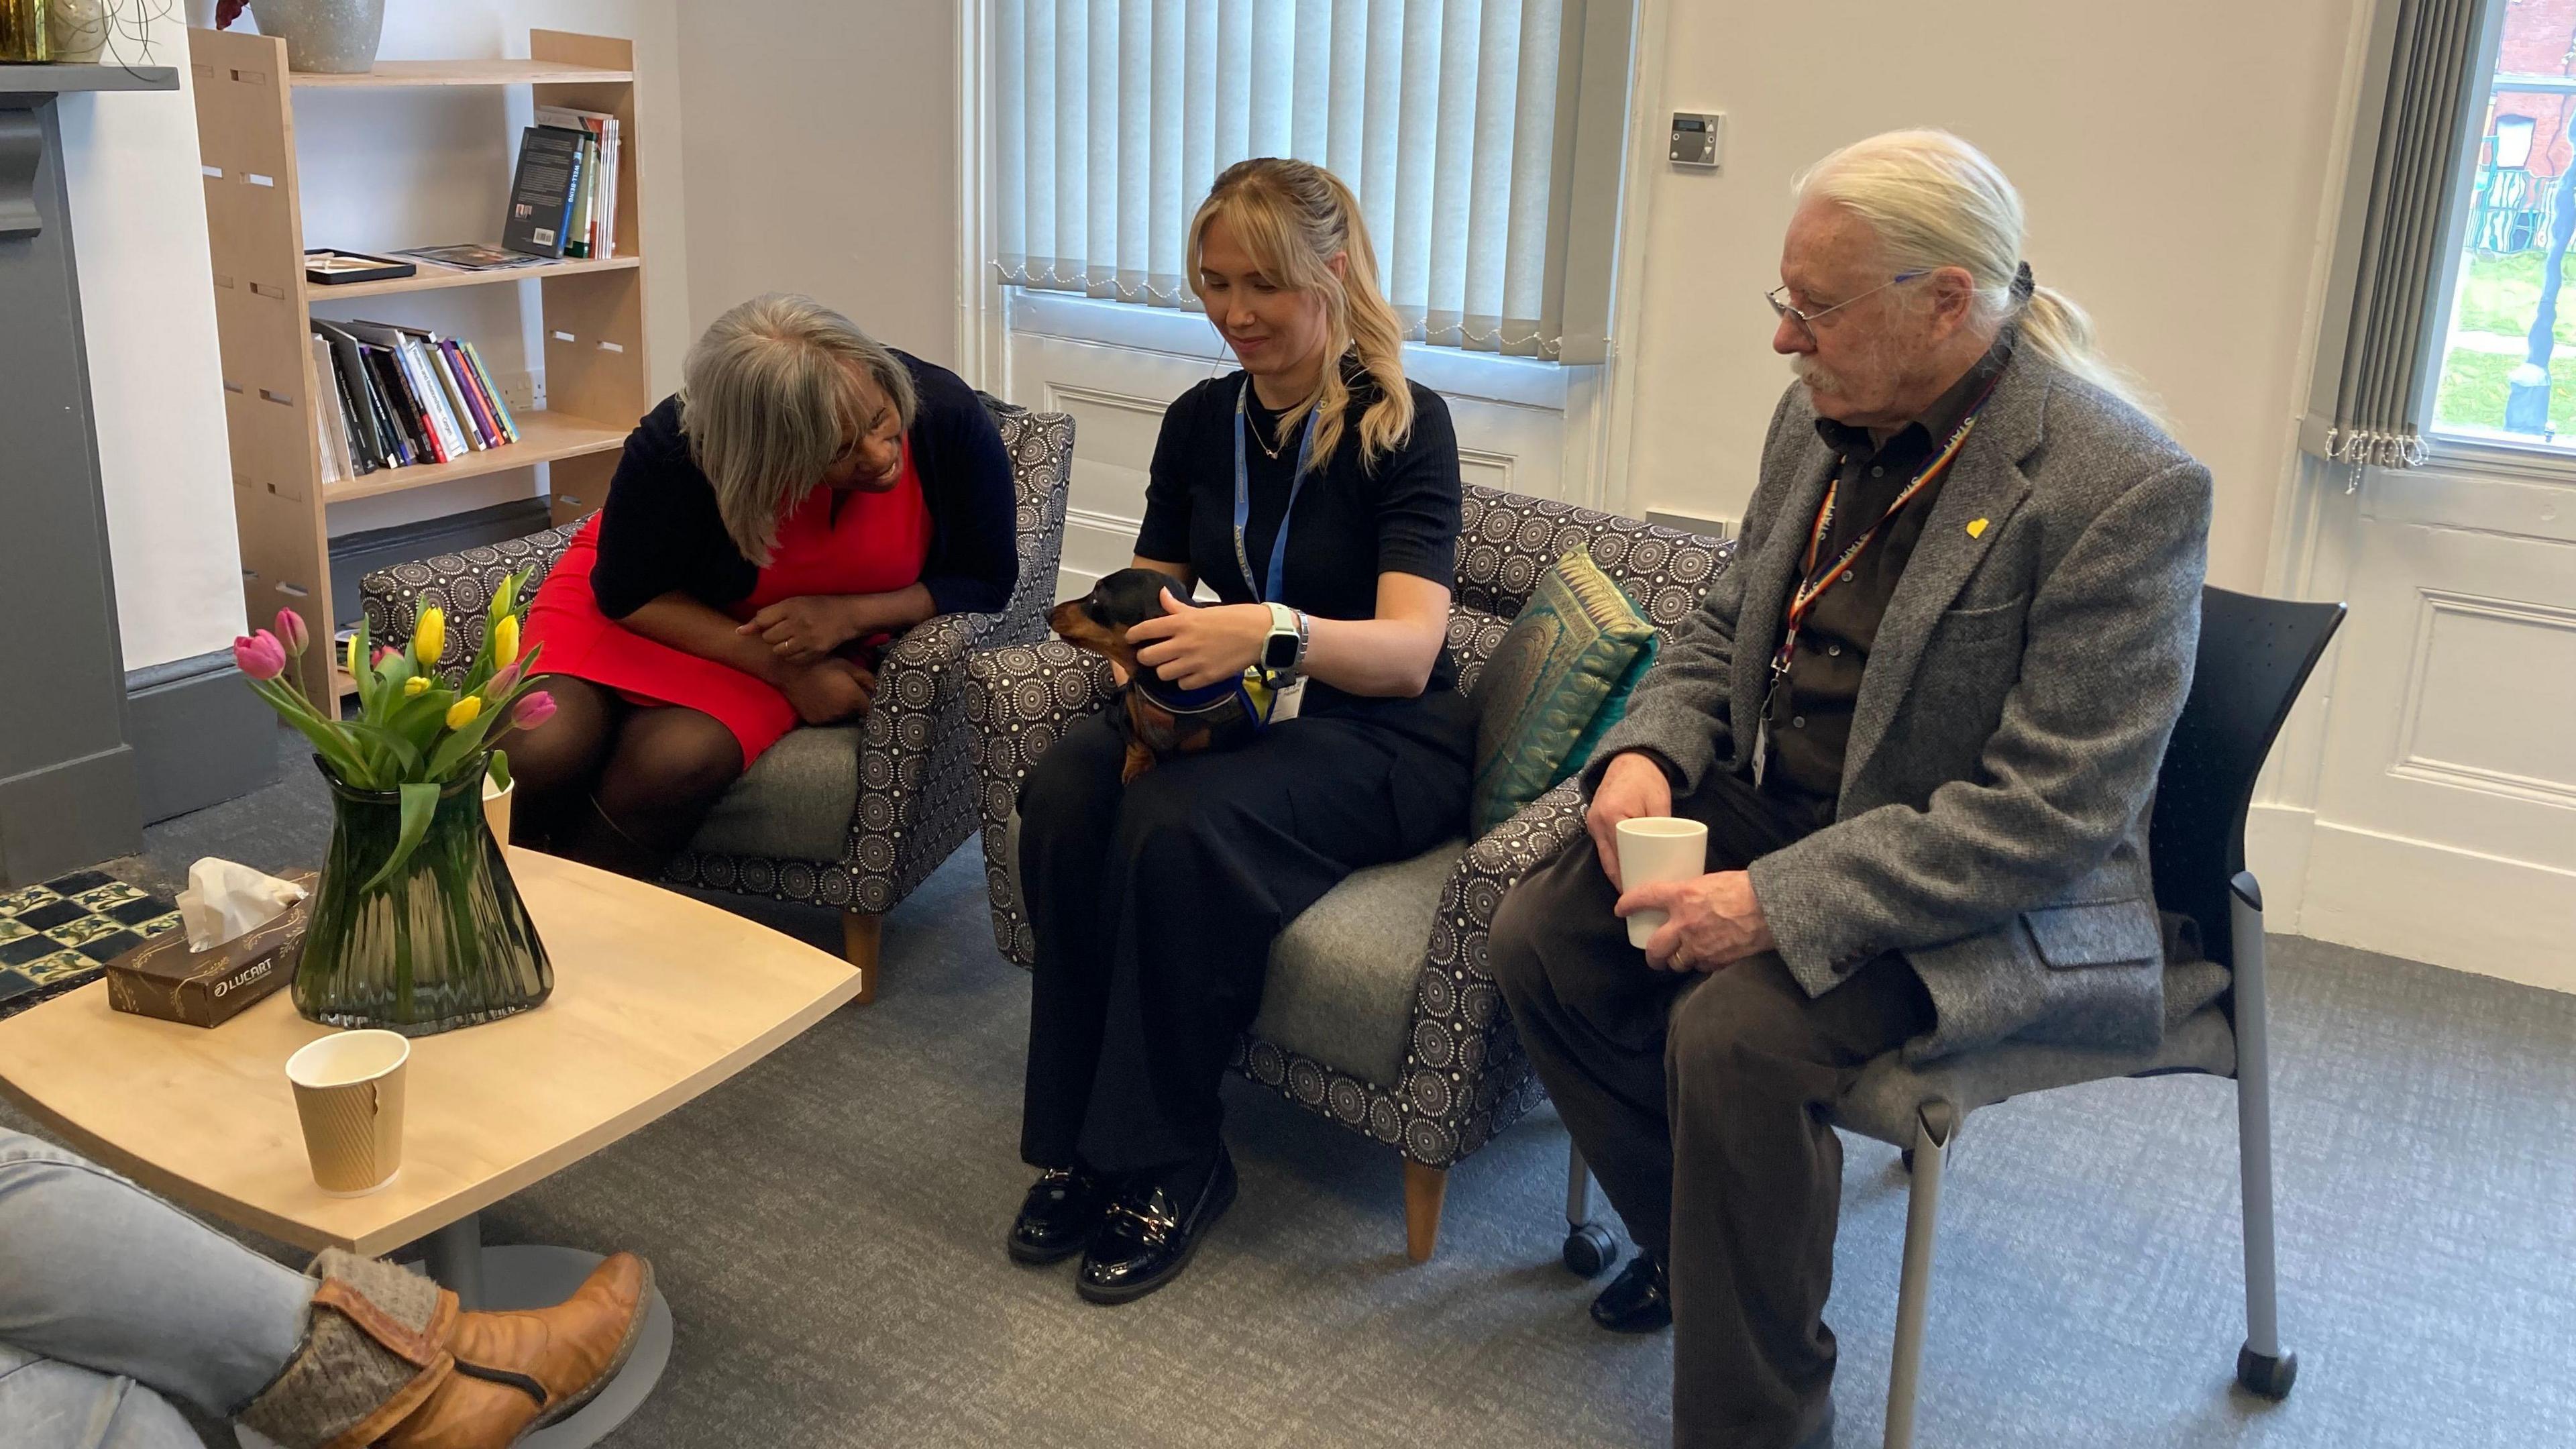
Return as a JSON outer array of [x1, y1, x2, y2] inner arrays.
[[1232, 378, 1317, 603]]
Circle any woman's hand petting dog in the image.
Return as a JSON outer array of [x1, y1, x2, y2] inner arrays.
[[739, 596, 864, 665], [1126, 589, 1269, 690], [782, 657, 876, 724]]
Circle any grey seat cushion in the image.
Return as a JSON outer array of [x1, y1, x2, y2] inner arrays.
[[1835, 957, 2237, 1147], [687, 723, 865, 863], [1002, 810, 1461, 1091], [1250, 841, 1466, 1090]]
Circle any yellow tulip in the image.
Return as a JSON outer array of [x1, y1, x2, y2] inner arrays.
[[412, 606, 445, 666], [347, 631, 362, 680], [493, 613, 520, 668], [402, 676, 431, 697], [445, 695, 482, 730]]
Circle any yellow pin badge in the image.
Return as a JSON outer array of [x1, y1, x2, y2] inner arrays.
[[1966, 518, 1989, 539]]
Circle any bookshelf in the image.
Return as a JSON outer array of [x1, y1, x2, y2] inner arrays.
[[190, 28, 650, 714]]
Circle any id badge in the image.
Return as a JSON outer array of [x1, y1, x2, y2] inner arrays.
[[1271, 677, 1307, 723]]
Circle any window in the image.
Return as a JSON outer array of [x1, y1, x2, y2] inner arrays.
[[2429, 2, 2576, 451], [989, 0, 1626, 364]]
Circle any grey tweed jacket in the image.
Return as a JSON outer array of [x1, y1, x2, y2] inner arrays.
[[1589, 349, 2212, 1063]]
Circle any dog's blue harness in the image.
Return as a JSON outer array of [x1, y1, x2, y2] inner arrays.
[[1130, 666, 1281, 732]]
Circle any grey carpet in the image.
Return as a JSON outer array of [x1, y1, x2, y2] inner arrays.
[[7, 746, 2571, 1447]]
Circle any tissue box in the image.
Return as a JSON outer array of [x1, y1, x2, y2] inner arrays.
[[104, 871, 317, 1028]]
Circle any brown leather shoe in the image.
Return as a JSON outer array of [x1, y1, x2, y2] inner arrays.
[[382, 1252, 654, 1449]]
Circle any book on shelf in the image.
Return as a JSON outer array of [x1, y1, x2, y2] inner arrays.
[[504, 125, 588, 259], [391, 243, 553, 272], [311, 336, 350, 484], [309, 319, 520, 482], [534, 105, 619, 260]]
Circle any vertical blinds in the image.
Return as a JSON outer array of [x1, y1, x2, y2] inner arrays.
[[2304, 0, 2501, 472], [994, 0, 1593, 360]]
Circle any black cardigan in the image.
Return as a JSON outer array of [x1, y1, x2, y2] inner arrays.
[[587, 351, 1019, 621]]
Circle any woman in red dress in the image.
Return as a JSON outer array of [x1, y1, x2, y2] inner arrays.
[[512, 294, 1019, 877]]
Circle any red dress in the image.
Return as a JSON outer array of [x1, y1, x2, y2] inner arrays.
[[524, 443, 935, 764]]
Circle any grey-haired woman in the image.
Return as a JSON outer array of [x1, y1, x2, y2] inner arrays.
[[515, 294, 1017, 877]]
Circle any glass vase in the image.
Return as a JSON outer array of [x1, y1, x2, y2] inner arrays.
[[1, 0, 51, 63], [295, 756, 552, 1035]]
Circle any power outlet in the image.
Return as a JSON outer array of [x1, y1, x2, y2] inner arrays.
[[492, 369, 545, 414]]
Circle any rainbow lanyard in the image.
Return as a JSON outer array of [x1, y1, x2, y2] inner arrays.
[[1766, 373, 2006, 696]]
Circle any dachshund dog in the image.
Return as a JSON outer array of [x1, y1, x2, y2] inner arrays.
[[1049, 568, 1275, 782]]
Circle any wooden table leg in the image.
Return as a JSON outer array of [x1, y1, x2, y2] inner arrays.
[[841, 911, 882, 1004]]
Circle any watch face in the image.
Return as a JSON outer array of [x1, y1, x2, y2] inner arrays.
[[1264, 633, 1300, 669]]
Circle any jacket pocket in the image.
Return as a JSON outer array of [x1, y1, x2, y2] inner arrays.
[[2024, 898, 2163, 969], [1934, 592, 2031, 647]]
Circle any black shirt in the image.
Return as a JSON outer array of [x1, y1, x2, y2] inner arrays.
[[1136, 362, 1463, 710], [1760, 333, 2015, 824], [588, 350, 1020, 621]]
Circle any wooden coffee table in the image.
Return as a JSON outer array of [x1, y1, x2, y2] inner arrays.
[[0, 847, 865, 1446]]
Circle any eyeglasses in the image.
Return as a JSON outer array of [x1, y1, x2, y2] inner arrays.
[[1766, 272, 1927, 341]]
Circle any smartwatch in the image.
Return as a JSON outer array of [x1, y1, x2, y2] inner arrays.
[[1261, 602, 1307, 675]]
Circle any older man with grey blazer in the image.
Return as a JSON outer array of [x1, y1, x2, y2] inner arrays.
[[1490, 130, 2212, 1449]]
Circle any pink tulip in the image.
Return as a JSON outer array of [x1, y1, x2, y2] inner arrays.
[[512, 690, 557, 731], [486, 661, 523, 696], [232, 631, 286, 682], [372, 646, 394, 667], [274, 607, 309, 655]]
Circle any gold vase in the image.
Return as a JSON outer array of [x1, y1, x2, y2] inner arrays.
[[0, 0, 51, 62]]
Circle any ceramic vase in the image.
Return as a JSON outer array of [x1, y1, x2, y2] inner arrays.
[[245, 0, 382, 74], [45, 0, 105, 62]]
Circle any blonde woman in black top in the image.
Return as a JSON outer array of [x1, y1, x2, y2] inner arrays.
[[1010, 159, 1475, 1302]]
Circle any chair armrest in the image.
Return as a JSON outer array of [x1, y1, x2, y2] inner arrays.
[[1366, 779, 1589, 1166], [963, 639, 1118, 967], [360, 526, 578, 680], [963, 639, 1119, 760]]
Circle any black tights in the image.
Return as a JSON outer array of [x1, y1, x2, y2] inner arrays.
[[505, 676, 745, 879]]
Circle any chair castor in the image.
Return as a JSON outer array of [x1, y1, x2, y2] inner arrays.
[[1562, 1221, 1619, 1277], [2237, 1344, 2298, 1400]]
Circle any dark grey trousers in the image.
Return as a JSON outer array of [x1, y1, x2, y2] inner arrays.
[[1491, 769, 1933, 1449]]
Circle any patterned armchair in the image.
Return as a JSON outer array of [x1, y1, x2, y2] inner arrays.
[[963, 484, 1730, 1259], [362, 400, 1075, 1000]]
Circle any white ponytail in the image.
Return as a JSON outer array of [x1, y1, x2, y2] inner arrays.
[[1794, 129, 2157, 419]]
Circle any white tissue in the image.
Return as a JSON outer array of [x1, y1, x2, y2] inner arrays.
[[175, 858, 309, 952]]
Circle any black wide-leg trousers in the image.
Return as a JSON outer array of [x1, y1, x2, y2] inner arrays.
[[1491, 768, 1934, 1449], [1018, 694, 1474, 1175]]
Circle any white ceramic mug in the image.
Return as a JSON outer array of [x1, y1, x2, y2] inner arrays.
[[1615, 816, 1711, 949], [284, 1029, 409, 1195]]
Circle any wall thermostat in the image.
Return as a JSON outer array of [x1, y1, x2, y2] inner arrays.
[[1670, 111, 1723, 168]]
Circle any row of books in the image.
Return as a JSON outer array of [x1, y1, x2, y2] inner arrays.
[[310, 319, 521, 484], [502, 107, 621, 261]]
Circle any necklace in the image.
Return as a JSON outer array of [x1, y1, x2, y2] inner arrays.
[[1247, 405, 1289, 460]]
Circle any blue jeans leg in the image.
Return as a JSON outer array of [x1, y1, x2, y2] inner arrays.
[[0, 1128, 314, 1418], [0, 1346, 203, 1449]]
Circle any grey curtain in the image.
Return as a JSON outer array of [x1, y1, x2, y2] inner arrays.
[[2304, 0, 2502, 470]]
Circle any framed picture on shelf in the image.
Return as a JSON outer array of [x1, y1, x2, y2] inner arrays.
[[303, 250, 418, 286]]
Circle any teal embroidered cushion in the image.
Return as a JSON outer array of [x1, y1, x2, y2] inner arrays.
[[1466, 548, 1660, 836]]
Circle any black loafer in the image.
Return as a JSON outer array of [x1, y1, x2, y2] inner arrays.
[[1589, 1253, 1670, 1333], [1076, 1147, 1237, 1305], [1009, 1167, 1112, 1265]]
